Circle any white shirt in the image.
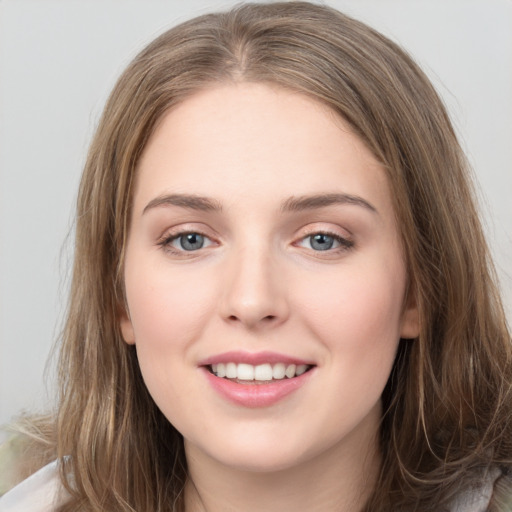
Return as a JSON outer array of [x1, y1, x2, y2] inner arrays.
[[0, 460, 502, 512], [0, 460, 68, 512]]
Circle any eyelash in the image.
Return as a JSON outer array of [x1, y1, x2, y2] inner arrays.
[[157, 230, 216, 255], [296, 230, 354, 253], [157, 229, 354, 256]]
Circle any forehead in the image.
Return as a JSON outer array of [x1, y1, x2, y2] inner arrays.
[[134, 82, 391, 215]]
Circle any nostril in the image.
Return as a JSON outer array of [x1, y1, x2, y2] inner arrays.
[[227, 314, 276, 322]]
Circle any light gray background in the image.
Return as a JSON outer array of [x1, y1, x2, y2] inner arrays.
[[1, 0, 511, 430]]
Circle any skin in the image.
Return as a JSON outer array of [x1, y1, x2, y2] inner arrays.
[[120, 82, 419, 512]]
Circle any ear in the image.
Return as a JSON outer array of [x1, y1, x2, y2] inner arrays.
[[400, 289, 420, 340], [119, 307, 136, 345]]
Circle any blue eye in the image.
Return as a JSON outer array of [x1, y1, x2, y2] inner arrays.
[[174, 233, 207, 251], [309, 233, 336, 251], [298, 232, 353, 252], [159, 232, 214, 253]]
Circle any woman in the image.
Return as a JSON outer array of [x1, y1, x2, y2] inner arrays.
[[1, 2, 511, 511]]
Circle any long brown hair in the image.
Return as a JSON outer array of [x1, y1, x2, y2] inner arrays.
[[43, 2, 512, 510]]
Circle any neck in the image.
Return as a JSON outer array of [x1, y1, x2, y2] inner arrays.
[[183, 418, 381, 512]]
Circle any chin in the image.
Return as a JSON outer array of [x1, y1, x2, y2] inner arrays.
[[196, 434, 316, 474]]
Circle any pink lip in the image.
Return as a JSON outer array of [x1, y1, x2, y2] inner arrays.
[[199, 350, 313, 366], [200, 354, 315, 408]]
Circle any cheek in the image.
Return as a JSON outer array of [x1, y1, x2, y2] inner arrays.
[[123, 260, 218, 379], [297, 258, 405, 430], [297, 255, 406, 367], [126, 259, 212, 336], [123, 261, 221, 421]]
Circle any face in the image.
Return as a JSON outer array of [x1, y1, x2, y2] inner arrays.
[[120, 83, 419, 474]]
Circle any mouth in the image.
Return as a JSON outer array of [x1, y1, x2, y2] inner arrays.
[[200, 351, 316, 406], [207, 362, 314, 384]]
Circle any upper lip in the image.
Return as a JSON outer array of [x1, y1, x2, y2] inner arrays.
[[198, 351, 315, 367]]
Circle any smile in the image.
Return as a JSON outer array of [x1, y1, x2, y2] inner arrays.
[[200, 352, 316, 407], [209, 362, 312, 382]]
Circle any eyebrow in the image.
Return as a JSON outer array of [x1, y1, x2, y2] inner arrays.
[[142, 192, 378, 216], [143, 194, 223, 214], [281, 193, 378, 214]]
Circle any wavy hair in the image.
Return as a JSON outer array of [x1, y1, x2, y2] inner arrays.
[[33, 2, 512, 510]]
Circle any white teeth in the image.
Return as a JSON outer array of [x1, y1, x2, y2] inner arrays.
[[285, 364, 296, 378], [296, 364, 308, 376], [225, 362, 237, 379], [237, 363, 255, 380], [272, 363, 286, 379], [255, 364, 273, 381], [210, 362, 311, 381], [216, 363, 226, 378]]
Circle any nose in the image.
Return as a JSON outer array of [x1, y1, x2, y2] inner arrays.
[[219, 246, 289, 330]]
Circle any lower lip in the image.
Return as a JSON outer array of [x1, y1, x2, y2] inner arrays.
[[202, 367, 314, 408]]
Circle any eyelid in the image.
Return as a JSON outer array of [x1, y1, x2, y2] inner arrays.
[[172, 232, 215, 250], [297, 232, 353, 248], [156, 221, 217, 241], [295, 223, 352, 240], [155, 223, 354, 256], [292, 225, 355, 253], [156, 225, 219, 255]]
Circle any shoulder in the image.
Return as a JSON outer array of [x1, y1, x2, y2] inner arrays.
[[448, 466, 512, 512], [0, 459, 69, 512]]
